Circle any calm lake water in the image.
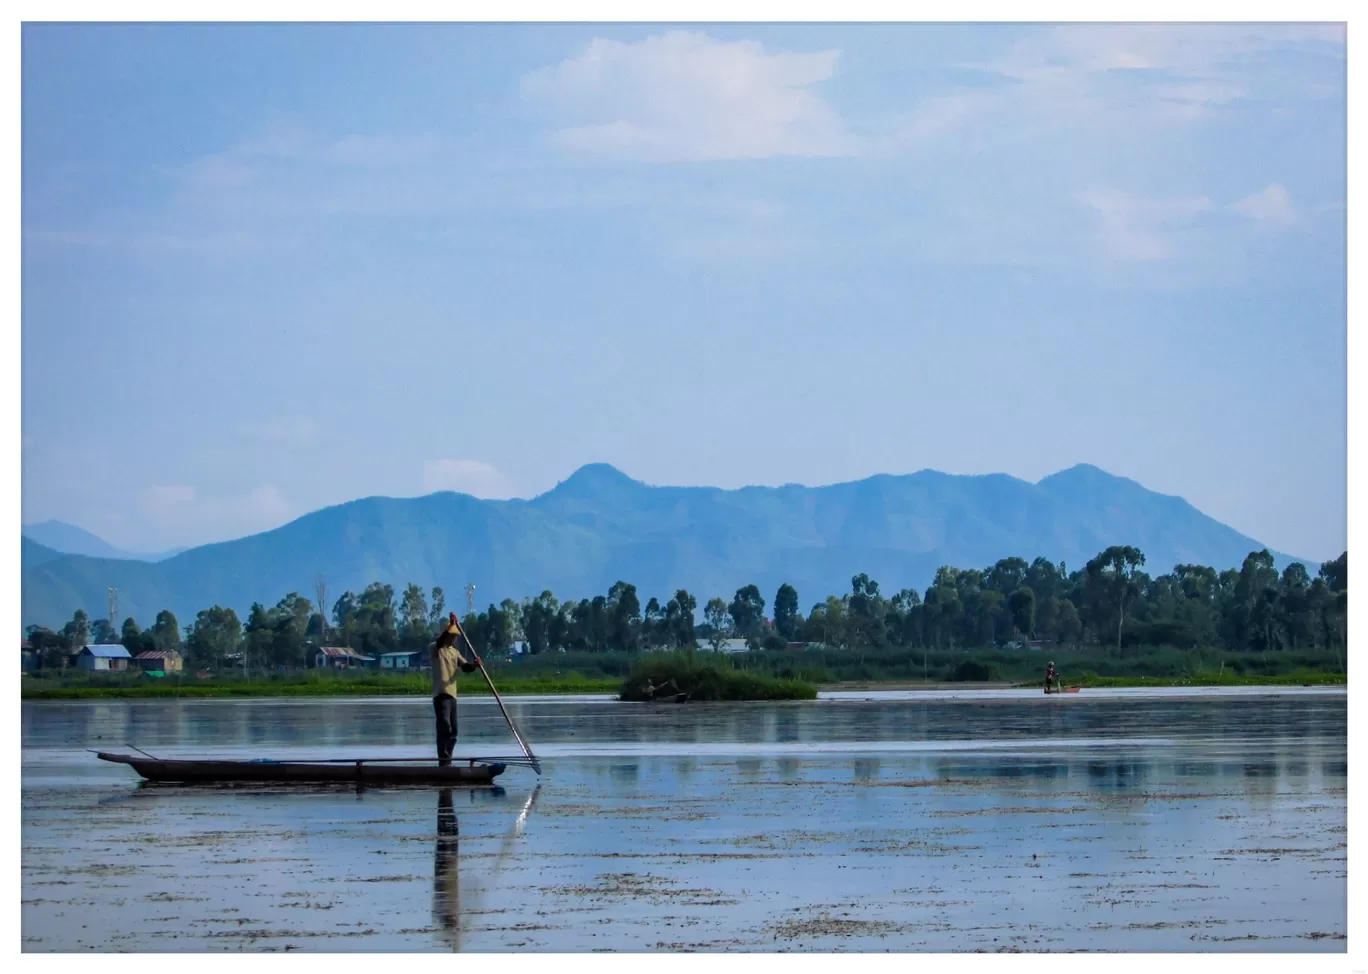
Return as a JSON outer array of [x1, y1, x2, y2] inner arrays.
[[21, 688, 1347, 952]]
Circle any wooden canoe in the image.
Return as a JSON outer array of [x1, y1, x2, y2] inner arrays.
[[96, 751, 506, 786], [1044, 686, 1082, 694]]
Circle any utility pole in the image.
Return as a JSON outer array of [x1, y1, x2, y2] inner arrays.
[[108, 588, 118, 632], [465, 583, 476, 617]]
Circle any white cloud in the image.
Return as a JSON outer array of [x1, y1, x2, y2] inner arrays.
[[985, 24, 1343, 87], [1229, 184, 1298, 225], [896, 92, 992, 145], [422, 459, 512, 498], [906, 23, 1346, 141], [1077, 190, 1215, 262], [139, 483, 294, 545], [521, 31, 854, 162]]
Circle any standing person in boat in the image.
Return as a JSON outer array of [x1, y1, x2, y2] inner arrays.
[[1044, 661, 1058, 693], [433, 612, 481, 766]]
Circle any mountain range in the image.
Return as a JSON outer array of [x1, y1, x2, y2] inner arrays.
[[20, 462, 1307, 631], [21, 519, 185, 563]]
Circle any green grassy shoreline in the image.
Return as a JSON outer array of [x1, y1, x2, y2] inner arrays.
[[1016, 670, 1346, 689], [20, 669, 1342, 700], [19, 674, 622, 700]]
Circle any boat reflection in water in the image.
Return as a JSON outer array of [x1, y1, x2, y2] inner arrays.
[[433, 789, 461, 951]]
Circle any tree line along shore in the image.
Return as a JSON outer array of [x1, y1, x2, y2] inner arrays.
[[22, 544, 1347, 700]]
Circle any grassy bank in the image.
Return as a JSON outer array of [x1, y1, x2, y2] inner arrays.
[[20, 645, 1345, 699], [618, 655, 817, 701], [1019, 669, 1347, 690], [20, 670, 620, 700]]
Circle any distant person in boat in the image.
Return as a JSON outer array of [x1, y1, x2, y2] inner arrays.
[[642, 677, 681, 700], [1044, 661, 1058, 693], [433, 612, 481, 767]]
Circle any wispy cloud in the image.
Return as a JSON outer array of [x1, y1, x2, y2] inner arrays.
[[522, 31, 855, 162], [139, 484, 294, 545], [891, 23, 1345, 145], [1077, 190, 1215, 262], [1229, 184, 1298, 226]]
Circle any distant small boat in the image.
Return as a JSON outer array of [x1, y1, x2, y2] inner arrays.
[[97, 751, 506, 786], [1044, 686, 1082, 695]]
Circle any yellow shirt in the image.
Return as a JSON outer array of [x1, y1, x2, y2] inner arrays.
[[432, 642, 470, 698]]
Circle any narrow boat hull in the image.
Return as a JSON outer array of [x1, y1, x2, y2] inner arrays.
[[1044, 686, 1082, 694], [96, 752, 506, 786]]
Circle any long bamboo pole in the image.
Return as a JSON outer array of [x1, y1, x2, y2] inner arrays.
[[453, 626, 541, 775]]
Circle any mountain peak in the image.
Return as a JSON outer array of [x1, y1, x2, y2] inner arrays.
[[555, 463, 640, 491], [1037, 463, 1113, 484]]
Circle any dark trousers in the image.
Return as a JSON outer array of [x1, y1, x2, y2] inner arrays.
[[433, 694, 457, 766]]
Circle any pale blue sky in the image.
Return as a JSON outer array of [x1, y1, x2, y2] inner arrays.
[[21, 23, 1346, 559]]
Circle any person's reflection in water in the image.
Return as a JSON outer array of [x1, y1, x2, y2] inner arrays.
[[433, 788, 461, 951]]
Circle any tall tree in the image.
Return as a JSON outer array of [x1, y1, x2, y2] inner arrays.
[[607, 581, 642, 652], [728, 584, 766, 640], [244, 603, 273, 676], [773, 583, 800, 641], [61, 609, 91, 652], [1008, 586, 1036, 643], [704, 598, 731, 652], [399, 583, 430, 649], [269, 594, 313, 667], [26, 625, 72, 669], [428, 587, 447, 632], [1086, 545, 1146, 652], [150, 610, 182, 654], [185, 606, 242, 665], [120, 617, 154, 655], [1319, 552, 1347, 593], [90, 618, 119, 645], [521, 591, 559, 655], [332, 592, 359, 648], [987, 557, 1030, 597], [666, 589, 697, 650], [1055, 598, 1082, 648], [643, 597, 665, 650]]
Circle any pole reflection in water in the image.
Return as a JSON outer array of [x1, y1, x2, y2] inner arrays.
[[433, 789, 460, 951]]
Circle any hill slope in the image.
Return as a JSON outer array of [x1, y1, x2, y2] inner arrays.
[[22, 519, 183, 562], [20, 463, 1307, 629]]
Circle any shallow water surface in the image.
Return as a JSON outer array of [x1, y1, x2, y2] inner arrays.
[[21, 689, 1347, 952]]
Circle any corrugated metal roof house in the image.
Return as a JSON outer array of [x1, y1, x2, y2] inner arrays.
[[74, 644, 133, 671], [315, 646, 375, 669], [135, 649, 184, 673], [379, 651, 426, 670]]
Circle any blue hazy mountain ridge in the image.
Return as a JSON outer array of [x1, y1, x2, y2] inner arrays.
[[21, 536, 66, 571], [19, 463, 1307, 629], [21, 519, 184, 562]]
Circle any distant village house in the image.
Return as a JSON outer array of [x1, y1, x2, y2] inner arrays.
[[696, 638, 752, 655], [379, 650, 426, 671], [74, 644, 133, 671], [135, 650, 183, 673], [315, 646, 375, 670]]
